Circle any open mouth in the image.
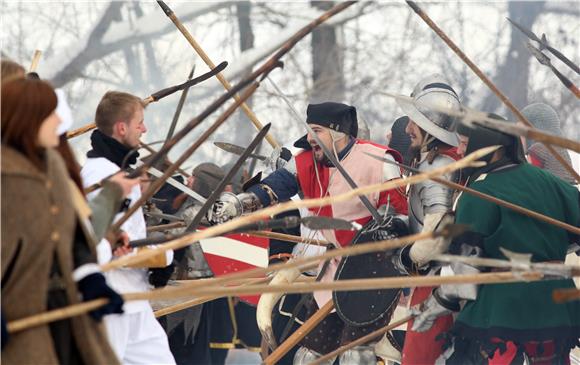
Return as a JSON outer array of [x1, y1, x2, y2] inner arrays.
[[311, 145, 321, 153]]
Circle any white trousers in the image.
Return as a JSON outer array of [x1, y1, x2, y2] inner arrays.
[[104, 309, 175, 365]]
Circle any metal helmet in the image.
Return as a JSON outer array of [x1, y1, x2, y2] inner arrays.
[[397, 74, 461, 147], [521, 103, 562, 149], [463, 114, 525, 179]]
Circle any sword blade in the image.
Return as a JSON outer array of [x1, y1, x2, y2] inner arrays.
[[165, 64, 196, 141], [301, 216, 359, 231], [144, 211, 184, 223], [186, 123, 272, 232], [214, 141, 268, 161], [146, 166, 207, 204]]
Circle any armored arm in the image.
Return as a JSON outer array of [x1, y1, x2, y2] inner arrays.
[[411, 244, 483, 332], [208, 159, 299, 224]]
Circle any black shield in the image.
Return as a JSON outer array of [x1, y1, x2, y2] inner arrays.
[[333, 216, 408, 327]]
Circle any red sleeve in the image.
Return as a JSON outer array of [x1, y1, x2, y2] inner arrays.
[[528, 152, 543, 168], [378, 188, 408, 215]]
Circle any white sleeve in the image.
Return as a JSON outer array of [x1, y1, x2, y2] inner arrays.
[[96, 238, 113, 265], [383, 153, 402, 181]]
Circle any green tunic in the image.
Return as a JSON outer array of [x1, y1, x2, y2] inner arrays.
[[453, 163, 580, 341]]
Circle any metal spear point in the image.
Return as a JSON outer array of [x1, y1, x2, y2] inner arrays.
[[434, 248, 580, 278], [213, 141, 268, 161], [66, 62, 227, 139], [525, 42, 580, 99], [507, 17, 580, 75], [405, 0, 580, 183], [145, 166, 207, 205]]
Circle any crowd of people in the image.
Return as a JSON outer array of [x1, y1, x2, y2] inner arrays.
[[1, 54, 578, 365]]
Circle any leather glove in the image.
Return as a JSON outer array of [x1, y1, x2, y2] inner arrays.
[[77, 272, 124, 321], [410, 289, 459, 332], [149, 264, 175, 288], [207, 192, 242, 225], [409, 213, 454, 266], [267, 147, 292, 171], [1, 311, 8, 349]]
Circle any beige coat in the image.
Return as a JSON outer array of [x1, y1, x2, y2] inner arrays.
[[1, 145, 119, 365]]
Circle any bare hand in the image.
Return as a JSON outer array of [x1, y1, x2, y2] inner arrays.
[[109, 172, 140, 198], [186, 176, 194, 188], [112, 231, 132, 257]]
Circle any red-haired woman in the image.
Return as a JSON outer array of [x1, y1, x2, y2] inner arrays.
[[1, 78, 122, 365]]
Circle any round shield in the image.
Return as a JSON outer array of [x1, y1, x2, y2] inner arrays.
[[333, 217, 408, 327]]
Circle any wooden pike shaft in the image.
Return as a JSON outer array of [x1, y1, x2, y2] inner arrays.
[[244, 231, 331, 247], [150, 271, 549, 301], [146, 222, 185, 233], [310, 315, 415, 365], [406, 1, 580, 183], [110, 82, 259, 232], [29, 50, 42, 72], [154, 295, 217, 318], [264, 301, 335, 365], [102, 146, 497, 272], [131, 230, 431, 294], [7, 230, 426, 333], [474, 118, 580, 154], [526, 127, 580, 153], [160, 3, 280, 149], [7, 270, 547, 334], [154, 275, 316, 318], [552, 288, 580, 303], [154, 276, 271, 318], [432, 177, 580, 235]]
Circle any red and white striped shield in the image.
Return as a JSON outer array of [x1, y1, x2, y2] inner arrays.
[[199, 232, 269, 305]]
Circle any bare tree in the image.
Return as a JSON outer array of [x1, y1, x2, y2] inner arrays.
[[310, 1, 345, 102], [480, 1, 545, 116]]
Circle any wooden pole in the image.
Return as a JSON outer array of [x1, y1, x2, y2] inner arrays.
[[29, 50, 42, 72], [147, 271, 548, 301], [263, 300, 335, 365], [5, 147, 496, 332], [154, 295, 217, 318], [5, 230, 428, 333], [244, 231, 331, 247], [146, 222, 185, 233], [310, 315, 415, 365], [154, 276, 272, 318], [154, 275, 316, 318], [406, 1, 580, 183], [7, 268, 550, 333], [66, 62, 226, 139], [433, 175, 579, 235], [552, 288, 580, 303], [157, 1, 280, 149], [102, 146, 497, 271]]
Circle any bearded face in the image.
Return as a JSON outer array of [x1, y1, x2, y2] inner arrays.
[[307, 124, 335, 162]]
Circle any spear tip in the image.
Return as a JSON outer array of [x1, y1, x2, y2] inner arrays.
[[157, 1, 173, 17], [406, 1, 421, 13]]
